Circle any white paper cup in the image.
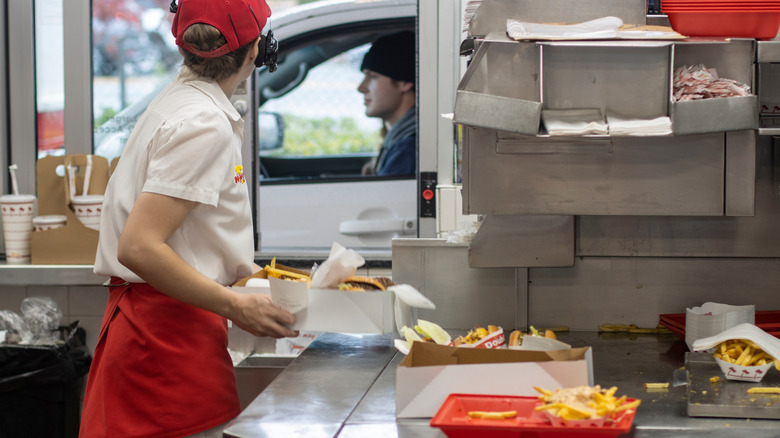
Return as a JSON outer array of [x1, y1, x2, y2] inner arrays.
[[1, 194, 36, 264], [71, 195, 104, 231], [33, 215, 67, 232]]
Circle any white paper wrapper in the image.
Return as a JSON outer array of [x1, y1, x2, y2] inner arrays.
[[508, 335, 572, 351], [310, 242, 365, 289], [692, 323, 780, 382], [685, 302, 755, 351]]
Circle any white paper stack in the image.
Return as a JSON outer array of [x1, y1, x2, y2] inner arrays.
[[685, 302, 755, 351], [607, 113, 673, 136], [507, 16, 623, 41], [542, 109, 608, 136]]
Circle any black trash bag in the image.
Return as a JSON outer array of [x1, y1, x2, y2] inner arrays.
[[0, 321, 91, 438], [0, 321, 91, 393]]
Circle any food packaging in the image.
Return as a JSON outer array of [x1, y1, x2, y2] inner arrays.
[[396, 342, 594, 418], [457, 327, 506, 349], [685, 302, 755, 351], [691, 323, 780, 382], [232, 266, 435, 335]]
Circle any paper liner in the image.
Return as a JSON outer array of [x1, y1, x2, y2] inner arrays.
[[541, 410, 606, 427], [692, 323, 780, 382], [714, 356, 774, 382], [508, 335, 572, 351]]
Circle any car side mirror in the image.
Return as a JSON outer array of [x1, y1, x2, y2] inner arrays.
[[259, 111, 284, 151]]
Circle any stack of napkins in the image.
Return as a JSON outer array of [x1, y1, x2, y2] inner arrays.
[[542, 109, 608, 136], [507, 16, 623, 40], [685, 302, 755, 351], [607, 113, 673, 136]]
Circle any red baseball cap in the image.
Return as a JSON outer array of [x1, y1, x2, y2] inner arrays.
[[172, 0, 271, 58]]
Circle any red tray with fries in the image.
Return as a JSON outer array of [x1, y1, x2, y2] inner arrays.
[[659, 311, 780, 341], [430, 394, 637, 438]]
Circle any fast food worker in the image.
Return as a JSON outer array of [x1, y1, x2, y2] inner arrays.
[[80, 1, 297, 437]]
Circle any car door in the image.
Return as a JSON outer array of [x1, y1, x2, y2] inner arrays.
[[255, 2, 418, 259]]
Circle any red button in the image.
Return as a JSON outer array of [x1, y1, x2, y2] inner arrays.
[[422, 189, 434, 200]]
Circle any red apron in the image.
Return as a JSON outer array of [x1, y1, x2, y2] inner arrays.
[[80, 279, 240, 438]]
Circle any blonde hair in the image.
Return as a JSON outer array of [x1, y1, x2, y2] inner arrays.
[[180, 23, 256, 81]]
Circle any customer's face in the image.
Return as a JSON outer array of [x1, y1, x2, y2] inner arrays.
[[358, 70, 405, 122]]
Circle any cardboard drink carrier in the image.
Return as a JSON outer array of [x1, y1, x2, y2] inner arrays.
[[31, 155, 112, 264]]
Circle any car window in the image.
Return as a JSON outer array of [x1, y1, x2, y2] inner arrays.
[[259, 44, 382, 180]]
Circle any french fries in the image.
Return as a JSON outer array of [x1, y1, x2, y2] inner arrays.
[[453, 325, 500, 346], [713, 339, 779, 370], [263, 257, 311, 284], [746, 387, 780, 394], [467, 410, 517, 420], [534, 385, 640, 421]]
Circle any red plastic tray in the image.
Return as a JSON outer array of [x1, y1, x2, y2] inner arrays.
[[665, 11, 780, 39], [430, 394, 637, 438], [659, 310, 780, 341]]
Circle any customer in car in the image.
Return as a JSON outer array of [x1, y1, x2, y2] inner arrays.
[[80, 1, 297, 437], [359, 31, 416, 176]]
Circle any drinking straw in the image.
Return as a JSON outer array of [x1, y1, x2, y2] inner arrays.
[[82, 155, 93, 196], [67, 164, 77, 199], [8, 164, 19, 196]]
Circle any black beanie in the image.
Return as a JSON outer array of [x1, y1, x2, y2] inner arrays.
[[360, 31, 415, 84]]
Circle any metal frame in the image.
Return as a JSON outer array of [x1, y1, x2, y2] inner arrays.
[[1, 0, 7, 196], [7, 0, 36, 195], [62, 0, 92, 155]]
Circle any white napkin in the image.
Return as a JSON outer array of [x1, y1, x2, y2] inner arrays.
[[607, 113, 672, 136], [310, 242, 365, 289], [507, 16, 623, 41], [692, 323, 780, 362], [542, 109, 608, 136]]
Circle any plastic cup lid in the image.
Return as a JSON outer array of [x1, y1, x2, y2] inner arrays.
[[33, 215, 67, 225], [0, 194, 36, 203], [71, 195, 104, 204]]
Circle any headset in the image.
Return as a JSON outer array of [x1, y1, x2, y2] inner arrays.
[[169, 0, 278, 72]]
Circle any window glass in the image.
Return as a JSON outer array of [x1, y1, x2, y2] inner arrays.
[[35, 0, 65, 158], [92, 0, 178, 161], [261, 45, 382, 159]]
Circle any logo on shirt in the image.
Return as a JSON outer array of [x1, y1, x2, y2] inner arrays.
[[234, 165, 245, 184]]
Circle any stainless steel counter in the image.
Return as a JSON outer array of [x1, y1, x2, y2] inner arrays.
[[225, 331, 780, 438]]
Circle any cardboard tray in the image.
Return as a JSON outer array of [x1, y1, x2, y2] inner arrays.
[[431, 393, 637, 438], [396, 342, 594, 418]]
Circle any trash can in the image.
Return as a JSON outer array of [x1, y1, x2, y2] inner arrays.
[[0, 322, 91, 438]]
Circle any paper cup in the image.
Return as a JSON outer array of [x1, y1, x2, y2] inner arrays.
[[33, 215, 67, 232], [71, 195, 104, 231], [1, 194, 35, 264], [715, 356, 773, 382]]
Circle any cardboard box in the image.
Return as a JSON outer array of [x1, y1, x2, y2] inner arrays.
[[232, 267, 434, 334], [30, 155, 109, 264], [396, 342, 594, 418]]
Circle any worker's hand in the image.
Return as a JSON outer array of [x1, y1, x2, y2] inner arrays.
[[229, 293, 298, 338]]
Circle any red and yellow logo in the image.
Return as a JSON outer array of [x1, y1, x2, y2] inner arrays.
[[234, 165, 245, 184]]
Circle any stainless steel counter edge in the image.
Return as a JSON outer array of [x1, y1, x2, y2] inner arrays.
[[225, 332, 780, 438], [0, 264, 104, 286]]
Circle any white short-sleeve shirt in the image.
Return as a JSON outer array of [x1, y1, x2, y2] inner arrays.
[[94, 66, 254, 285]]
